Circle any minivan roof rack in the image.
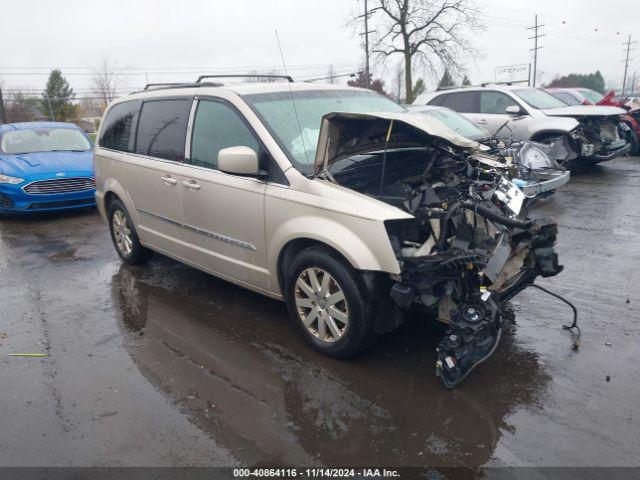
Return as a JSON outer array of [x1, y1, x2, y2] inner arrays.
[[138, 82, 224, 93], [142, 82, 222, 91], [195, 74, 294, 83]]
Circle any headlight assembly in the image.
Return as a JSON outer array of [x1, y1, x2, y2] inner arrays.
[[0, 174, 24, 184]]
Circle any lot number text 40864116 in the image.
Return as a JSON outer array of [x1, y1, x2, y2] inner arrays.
[[233, 468, 401, 478]]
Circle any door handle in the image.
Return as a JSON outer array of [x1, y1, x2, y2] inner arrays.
[[160, 175, 178, 185], [181, 180, 201, 191], [476, 119, 488, 125]]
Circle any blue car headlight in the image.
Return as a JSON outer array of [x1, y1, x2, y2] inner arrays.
[[0, 174, 24, 184]]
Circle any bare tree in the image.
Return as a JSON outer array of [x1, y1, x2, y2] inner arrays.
[[244, 70, 281, 83], [92, 58, 122, 111], [355, 0, 483, 103], [393, 61, 404, 102], [326, 65, 336, 84]]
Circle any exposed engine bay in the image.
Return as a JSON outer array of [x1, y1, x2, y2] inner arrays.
[[316, 112, 564, 388], [559, 116, 631, 164], [484, 139, 570, 199]]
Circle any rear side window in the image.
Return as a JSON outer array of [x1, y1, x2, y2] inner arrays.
[[135, 99, 191, 161], [190, 100, 259, 170], [439, 91, 480, 113], [427, 94, 447, 106], [480, 91, 519, 114], [99, 101, 139, 152]]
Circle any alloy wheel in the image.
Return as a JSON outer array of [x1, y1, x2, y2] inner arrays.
[[294, 267, 349, 343], [112, 210, 133, 256]]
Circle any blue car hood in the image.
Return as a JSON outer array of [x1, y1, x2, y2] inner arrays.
[[0, 150, 94, 177]]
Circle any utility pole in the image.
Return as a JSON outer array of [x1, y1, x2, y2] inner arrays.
[[359, 0, 372, 89], [527, 15, 545, 87], [621, 35, 636, 96], [45, 94, 55, 121], [632, 71, 637, 96], [0, 84, 7, 124]]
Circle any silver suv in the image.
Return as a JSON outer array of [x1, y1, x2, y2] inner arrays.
[[95, 79, 562, 388], [414, 85, 630, 166]]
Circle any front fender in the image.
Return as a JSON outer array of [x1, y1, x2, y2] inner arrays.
[[267, 211, 401, 294], [530, 117, 579, 140]]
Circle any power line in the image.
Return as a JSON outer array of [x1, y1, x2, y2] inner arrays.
[[527, 14, 545, 87]]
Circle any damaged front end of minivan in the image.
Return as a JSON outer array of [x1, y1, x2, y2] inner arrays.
[[315, 112, 563, 388]]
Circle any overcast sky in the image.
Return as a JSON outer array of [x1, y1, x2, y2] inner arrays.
[[1, 0, 638, 98]]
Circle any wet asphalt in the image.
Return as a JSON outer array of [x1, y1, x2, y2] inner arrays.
[[0, 157, 638, 470]]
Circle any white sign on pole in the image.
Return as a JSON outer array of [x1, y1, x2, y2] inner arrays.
[[495, 64, 531, 84]]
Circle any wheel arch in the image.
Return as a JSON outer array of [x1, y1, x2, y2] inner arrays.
[[99, 178, 140, 226], [531, 129, 570, 142], [277, 238, 354, 294]]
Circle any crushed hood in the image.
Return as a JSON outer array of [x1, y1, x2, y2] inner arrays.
[[542, 105, 626, 118], [314, 111, 479, 174]]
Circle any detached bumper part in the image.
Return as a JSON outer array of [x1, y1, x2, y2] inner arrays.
[[515, 170, 571, 197], [591, 140, 631, 162]]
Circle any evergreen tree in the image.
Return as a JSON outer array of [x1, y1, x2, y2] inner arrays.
[[411, 78, 426, 101], [547, 71, 606, 93], [462, 75, 472, 86], [438, 69, 455, 89], [40, 69, 76, 121], [347, 71, 391, 98]]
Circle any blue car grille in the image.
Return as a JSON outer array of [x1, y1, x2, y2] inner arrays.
[[23, 177, 95, 195]]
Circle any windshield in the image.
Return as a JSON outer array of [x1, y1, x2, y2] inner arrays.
[[580, 89, 605, 104], [513, 88, 568, 109], [1, 127, 92, 154], [417, 107, 489, 141], [242, 89, 405, 174]]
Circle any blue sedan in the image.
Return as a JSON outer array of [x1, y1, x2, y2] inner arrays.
[[0, 122, 96, 213]]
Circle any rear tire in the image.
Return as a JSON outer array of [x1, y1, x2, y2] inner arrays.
[[108, 199, 151, 265], [284, 247, 375, 359]]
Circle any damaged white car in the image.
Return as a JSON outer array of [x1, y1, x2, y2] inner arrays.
[[407, 104, 571, 199], [95, 81, 563, 388], [414, 85, 631, 167]]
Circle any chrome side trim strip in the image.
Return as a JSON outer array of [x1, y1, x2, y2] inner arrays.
[[137, 208, 257, 251]]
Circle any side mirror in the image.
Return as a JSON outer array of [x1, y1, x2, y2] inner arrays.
[[505, 105, 523, 115], [218, 146, 262, 176]]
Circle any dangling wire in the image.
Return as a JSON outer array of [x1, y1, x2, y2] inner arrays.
[[529, 284, 581, 350]]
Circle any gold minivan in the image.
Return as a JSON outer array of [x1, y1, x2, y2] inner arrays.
[[95, 77, 562, 388]]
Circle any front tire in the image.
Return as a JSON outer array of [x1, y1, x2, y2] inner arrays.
[[108, 199, 151, 265], [284, 247, 375, 358]]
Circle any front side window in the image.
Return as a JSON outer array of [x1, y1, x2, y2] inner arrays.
[[1, 127, 91, 154], [190, 100, 259, 170], [417, 107, 489, 140], [480, 91, 520, 114], [135, 99, 191, 161], [99, 100, 139, 152], [513, 88, 568, 109], [439, 91, 480, 113], [242, 89, 404, 174]]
